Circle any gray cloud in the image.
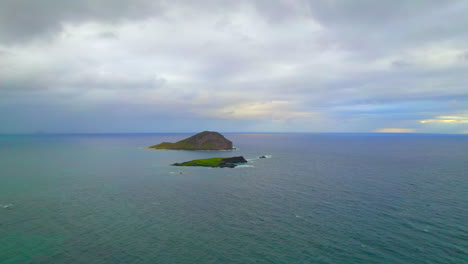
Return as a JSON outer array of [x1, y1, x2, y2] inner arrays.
[[460, 52, 468, 62], [391, 60, 411, 69], [0, 0, 163, 43], [0, 0, 467, 133], [97, 31, 118, 39]]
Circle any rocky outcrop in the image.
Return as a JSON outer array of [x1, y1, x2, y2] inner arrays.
[[149, 131, 233, 150]]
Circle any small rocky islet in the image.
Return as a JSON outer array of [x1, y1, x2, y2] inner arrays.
[[172, 156, 247, 168]]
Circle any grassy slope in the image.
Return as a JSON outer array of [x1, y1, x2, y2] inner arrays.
[[176, 158, 225, 167], [149, 131, 229, 150]]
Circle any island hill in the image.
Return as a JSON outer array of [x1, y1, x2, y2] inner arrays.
[[148, 131, 234, 150]]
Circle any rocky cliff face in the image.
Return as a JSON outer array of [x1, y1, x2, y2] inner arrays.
[[149, 131, 233, 150]]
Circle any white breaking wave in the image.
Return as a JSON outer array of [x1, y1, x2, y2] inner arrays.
[[235, 165, 254, 168]]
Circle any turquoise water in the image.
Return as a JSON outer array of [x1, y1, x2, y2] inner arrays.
[[0, 133, 466, 263]]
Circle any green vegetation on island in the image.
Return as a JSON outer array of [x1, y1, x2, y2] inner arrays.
[[151, 141, 215, 150], [172, 156, 247, 168], [149, 131, 233, 150]]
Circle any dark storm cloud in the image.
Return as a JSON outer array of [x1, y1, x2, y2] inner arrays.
[[302, 1, 468, 47], [1, 0, 466, 46], [0, 0, 162, 43]]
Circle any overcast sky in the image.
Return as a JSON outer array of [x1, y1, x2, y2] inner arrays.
[[0, 0, 467, 133]]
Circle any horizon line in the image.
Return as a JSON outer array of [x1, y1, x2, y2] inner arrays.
[[0, 132, 466, 136]]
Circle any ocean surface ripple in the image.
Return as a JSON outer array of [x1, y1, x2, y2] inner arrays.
[[0, 133, 466, 263]]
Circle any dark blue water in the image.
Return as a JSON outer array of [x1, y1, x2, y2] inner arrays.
[[0, 133, 466, 263]]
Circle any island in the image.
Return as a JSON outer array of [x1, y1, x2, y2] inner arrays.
[[148, 131, 234, 150], [172, 156, 247, 168]]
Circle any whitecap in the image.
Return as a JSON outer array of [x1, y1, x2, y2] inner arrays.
[[235, 165, 254, 168]]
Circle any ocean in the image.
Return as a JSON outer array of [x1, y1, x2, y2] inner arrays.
[[0, 133, 466, 263]]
